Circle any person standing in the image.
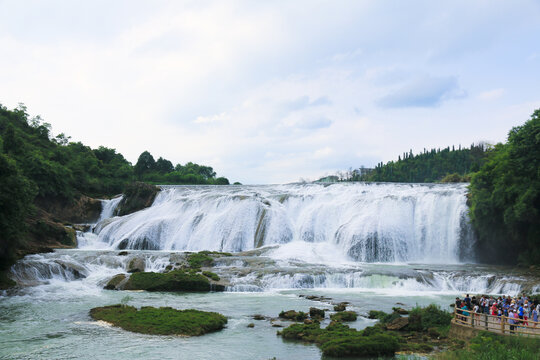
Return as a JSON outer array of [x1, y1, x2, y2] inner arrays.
[[508, 309, 516, 333]]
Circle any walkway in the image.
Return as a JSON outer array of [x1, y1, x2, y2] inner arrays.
[[454, 308, 540, 338]]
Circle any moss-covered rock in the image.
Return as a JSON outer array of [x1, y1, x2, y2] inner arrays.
[[309, 307, 325, 319], [279, 310, 308, 321], [334, 303, 347, 312], [116, 182, 159, 216], [187, 252, 214, 268], [330, 311, 357, 322], [104, 274, 127, 290], [89, 305, 227, 336], [126, 257, 145, 273], [202, 271, 220, 281], [122, 269, 223, 292]]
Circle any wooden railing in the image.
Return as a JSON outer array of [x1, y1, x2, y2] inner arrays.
[[454, 307, 540, 337]]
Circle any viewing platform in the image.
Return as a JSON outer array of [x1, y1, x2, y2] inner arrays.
[[452, 307, 540, 339]]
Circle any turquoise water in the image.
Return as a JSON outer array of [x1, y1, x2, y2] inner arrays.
[[0, 280, 452, 360]]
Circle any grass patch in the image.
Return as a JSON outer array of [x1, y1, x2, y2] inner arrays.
[[90, 305, 227, 336], [437, 331, 540, 360]]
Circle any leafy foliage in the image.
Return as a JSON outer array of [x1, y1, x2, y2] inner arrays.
[[406, 304, 452, 332], [0, 153, 36, 270], [469, 109, 540, 265], [89, 305, 227, 336], [357, 144, 488, 183]]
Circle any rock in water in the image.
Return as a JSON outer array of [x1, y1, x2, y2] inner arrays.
[[104, 274, 127, 290], [309, 307, 326, 319], [127, 258, 145, 273], [394, 307, 409, 315]]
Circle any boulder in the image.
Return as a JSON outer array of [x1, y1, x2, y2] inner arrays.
[[334, 303, 347, 312], [116, 182, 159, 216], [393, 307, 409, 315], [127, 257, 145, 273], [386, 316, 409, 330], [105, 274, 127, 290], [309, 307, 326, 319]]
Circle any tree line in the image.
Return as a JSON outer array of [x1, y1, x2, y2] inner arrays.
[[355, 144, 488, 183]]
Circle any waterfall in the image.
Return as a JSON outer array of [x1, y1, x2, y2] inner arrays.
[[98, 196, 123, 222], [90, 183, 474, 263]]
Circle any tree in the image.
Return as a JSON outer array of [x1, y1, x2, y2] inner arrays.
[[134, 151, 155, 179], [155, 157, 174, 174], [0, 154, 37, 269], [469, 109, 540, 265]]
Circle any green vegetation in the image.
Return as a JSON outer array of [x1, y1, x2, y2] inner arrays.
[[438, 331, 540, 360], [469, 109, 540, 265], [134, 150, 229, 185], [368, 310, 401, 324], [279, 310, 308, 321], [279, 322, 400, 357], [187, 252, 214, 269], [407, 304, 453, 332], [0, 104, 231, 273], [89, 305, 227, 336], [354, 143, 488, 183], [330, 310, 357, 322], [124, 269, 214, 292], [202, 271, 220, 281]]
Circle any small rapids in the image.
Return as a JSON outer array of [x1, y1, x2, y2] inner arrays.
[[8, 250, 538, 297]]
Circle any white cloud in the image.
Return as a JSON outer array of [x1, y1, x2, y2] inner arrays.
[[1, 1, 539, 184], [478, 88, 504, 101]]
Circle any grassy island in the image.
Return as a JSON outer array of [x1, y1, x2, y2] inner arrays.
[[89, 305, 227, 336]]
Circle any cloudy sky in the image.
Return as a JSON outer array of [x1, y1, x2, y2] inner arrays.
[[1, 1, 539, 184]]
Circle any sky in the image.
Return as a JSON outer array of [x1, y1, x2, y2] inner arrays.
[[1, 0, 539, 184]]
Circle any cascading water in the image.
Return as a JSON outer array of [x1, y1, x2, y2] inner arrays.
[[93, 183, 474, 263], [7, 183, 538, 296]]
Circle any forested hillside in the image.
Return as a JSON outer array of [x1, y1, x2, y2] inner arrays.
[[0, 104, 229, 272], [469, 110, 540, 265], [356, 144, 488, 183]]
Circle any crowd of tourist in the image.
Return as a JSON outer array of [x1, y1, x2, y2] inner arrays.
[[455, 294, 539, 332]]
